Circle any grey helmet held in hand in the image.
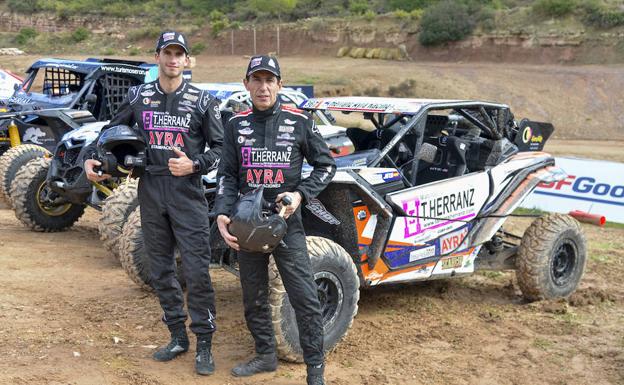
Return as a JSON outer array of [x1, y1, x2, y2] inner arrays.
[[228, 186, 289, 253], [96, 124, 146, 177]]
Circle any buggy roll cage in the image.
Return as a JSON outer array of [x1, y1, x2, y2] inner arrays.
[[300, 97, 513, 187], [15, 59, 148, 120]]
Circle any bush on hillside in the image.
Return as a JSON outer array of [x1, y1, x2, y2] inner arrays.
[[71, 27, 90, 42], [127, 26, 162, 42], [532, 0, 576, 17], [8, 0, 40, 13], [191, 42, 206, 55], [15, 28, 38, 45], [349, 0, 370, 15], [581, 1, 624, 28], [419, 0, 475, 46], [388, 0, 434, 12]]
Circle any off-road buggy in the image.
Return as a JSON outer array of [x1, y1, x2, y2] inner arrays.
[[216, 96, 583, 361], [10, 120, 115, 230], [118, 96, 586, 363], [0, 58, 149, 205]]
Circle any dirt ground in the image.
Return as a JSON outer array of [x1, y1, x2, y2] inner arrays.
[[1, 199, 623, 385], [0, 55, 623, 384]]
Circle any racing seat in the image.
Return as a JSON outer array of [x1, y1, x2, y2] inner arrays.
[[414, 135, 469, 185]]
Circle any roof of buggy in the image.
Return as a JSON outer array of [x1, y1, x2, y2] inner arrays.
[[26, 58, 150, 76], [299, 96, 505, 115]]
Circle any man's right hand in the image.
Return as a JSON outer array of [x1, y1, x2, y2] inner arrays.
[[84, 159, 112, 182], [217, 214, 240, 251]]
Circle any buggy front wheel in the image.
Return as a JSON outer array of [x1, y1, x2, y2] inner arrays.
[[516, 213, 587, 301]]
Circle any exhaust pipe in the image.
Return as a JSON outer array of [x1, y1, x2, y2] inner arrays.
[[568, 210, 606, 227]]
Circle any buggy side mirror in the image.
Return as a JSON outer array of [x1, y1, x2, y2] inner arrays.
[[85, 94, 97, 104]]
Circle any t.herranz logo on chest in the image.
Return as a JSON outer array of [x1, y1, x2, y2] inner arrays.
[[241, 147, 292, 168], [142, 111, 191, 132]]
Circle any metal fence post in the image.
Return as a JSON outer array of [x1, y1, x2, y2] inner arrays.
[[277, 24, 280, 56]]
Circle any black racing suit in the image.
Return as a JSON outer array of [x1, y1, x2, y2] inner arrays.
[[93, 80, 223, 336], [214, 101, 336, 366]]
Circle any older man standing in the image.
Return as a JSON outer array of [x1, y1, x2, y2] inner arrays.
[[215, 55, 335, 385]]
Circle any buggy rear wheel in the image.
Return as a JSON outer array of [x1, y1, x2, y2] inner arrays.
[[0, 144, 50, 207], [10, 157, 85, 232], [119, 206, 185, 292], [269, 236, 360, 362], [516, 213, 587, 301]]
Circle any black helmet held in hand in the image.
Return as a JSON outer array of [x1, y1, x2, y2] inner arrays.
[[96, 125, 146, 177], [228, 186, 288, 253]]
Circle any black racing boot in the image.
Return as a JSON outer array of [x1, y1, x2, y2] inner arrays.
[[152, 327, 189, 362], [306, 364, 325, 385], [231, 353, 278, 377], [195, 334, 215, 376]]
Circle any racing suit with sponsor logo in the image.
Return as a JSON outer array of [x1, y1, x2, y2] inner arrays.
[[214, 101, 335, 366], [94, 80, 223, 337]]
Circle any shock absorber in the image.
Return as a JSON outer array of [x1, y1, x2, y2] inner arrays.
[[8, 120, 20, 147]]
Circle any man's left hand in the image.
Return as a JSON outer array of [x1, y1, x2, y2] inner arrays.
[[276, 191, 302, 219], [169, 147, 194, 176]]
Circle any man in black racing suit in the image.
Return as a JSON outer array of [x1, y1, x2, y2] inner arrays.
[[215, 55, 335, 385], [84, 31, 223, 376]]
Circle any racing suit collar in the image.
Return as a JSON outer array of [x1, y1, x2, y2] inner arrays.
[[253, 100, 280, 121], [154, 79, 188, 95]]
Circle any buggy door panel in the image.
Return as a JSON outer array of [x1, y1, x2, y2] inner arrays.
[[382, 172, 490, 270]]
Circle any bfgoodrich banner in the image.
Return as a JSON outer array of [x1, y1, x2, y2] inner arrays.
[[521, 157, 624, 224]]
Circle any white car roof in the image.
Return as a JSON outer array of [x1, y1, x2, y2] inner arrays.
[[192, 82, 305, 101], [300, 96, 498, 115]]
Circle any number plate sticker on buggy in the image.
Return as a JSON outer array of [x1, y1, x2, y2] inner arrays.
[[431, 246, 480, 276], [440, 256, 463, 270]]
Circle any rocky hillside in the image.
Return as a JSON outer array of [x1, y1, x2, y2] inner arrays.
[[1, 1, 624, 64]]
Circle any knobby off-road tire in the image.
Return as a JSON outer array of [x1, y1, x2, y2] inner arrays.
[[269, 236, 360, 363], [99, 179, 139, 261], [11, 157, 85, 232], [119, 206, 185, 292], [0, 144, 50, 206], [516, 213, 587, 301]]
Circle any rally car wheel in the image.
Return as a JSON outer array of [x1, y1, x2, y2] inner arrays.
[[119, 206, 185, 292], [0, 144, 50, 207], [269, 236, 360, 363], [99, 179, 139, 261], [11, 157, 85, 232], [516, 213, 587, 301]]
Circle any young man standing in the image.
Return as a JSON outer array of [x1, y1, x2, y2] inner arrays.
[[215, 55, 335, 385], [84, 31, 223, 375]]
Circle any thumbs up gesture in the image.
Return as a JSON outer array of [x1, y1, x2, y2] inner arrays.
[[168, 147, 194, 176]]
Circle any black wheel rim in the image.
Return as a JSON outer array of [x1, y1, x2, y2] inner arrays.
[[550, 239, 577, 287], [36, 180, 71, 216], [314, 271, 343, 329]]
